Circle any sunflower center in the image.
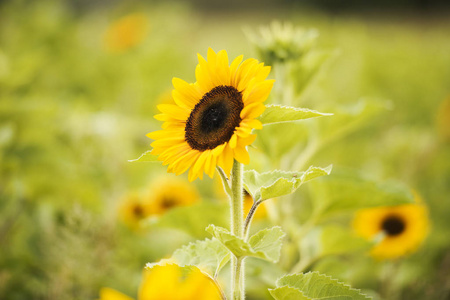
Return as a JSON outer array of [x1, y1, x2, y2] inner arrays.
[[133, 204, 144, 218], [185, 85, 243, 151], [381, 215, 405, 236], [161, 197, 177, 209]]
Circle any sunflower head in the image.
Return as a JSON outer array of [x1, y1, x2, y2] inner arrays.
[[104, 13, 149, 53], [139, 264, 222, 300], [353, 199, 429, 260], [119, 192, 151, 230], [248, 21, 318, 66], [147, 48, 274, 181], [146, 177, 199, 215]]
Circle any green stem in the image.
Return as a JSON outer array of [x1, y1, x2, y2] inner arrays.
[[230, 160, 245, 300], [244, 199, 262, 240]]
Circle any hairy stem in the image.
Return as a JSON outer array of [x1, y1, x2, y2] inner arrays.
[[230, 160, 245, 300], [243, 199, 263, 240]]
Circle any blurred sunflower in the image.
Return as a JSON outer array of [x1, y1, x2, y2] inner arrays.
[[147, 178, 199, 215], [353, 199, 429, 259], [139, 264, 223, 300], [147, 48, 274, 181], [99, 264, 222, 300], [104, 13, 149, 53], [99, 287, 133, 300], [119, 192, 150, 230]]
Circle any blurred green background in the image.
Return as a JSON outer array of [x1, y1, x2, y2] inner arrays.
[[1, 0, 449, 299]]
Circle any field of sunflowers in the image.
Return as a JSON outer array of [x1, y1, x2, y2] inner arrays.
[[1, 1, 450, 299]]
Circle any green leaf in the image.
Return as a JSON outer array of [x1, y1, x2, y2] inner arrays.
[[128, 150, 159, 162], [248, 227, 286, 263], [244, 165, 332, 201], [269, 286, 309, 300], [270, 272, 372, 300], [206, 225, 285, 262], [150, 202, 229, 239], [171, 238, 230, 278], [309, 169, 415, 217], [259, 104, 332, 126], [290, 49, 337, 99]]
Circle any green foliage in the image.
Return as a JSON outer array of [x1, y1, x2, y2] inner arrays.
[[290, 49, 337, 98], [270, 272, 371, 300], [206, 225, 285, 263], [171, 238, 230, 278], [259, 104, 332, 125], [309, 169, 415, 218], [300, 226, 372, 261], [244, 165, 332, 201], [128, 150, 159, 163]]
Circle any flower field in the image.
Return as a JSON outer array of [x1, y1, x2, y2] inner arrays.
[[1, 1, 449, 299]]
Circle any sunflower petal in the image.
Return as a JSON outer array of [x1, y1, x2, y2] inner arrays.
[[239, 134, 257, 146], [172, 77, 201, 109], [212, 142, 227, 157], [243, 80, 275, 105], [229, 133, 238, 148], [192, 151, 209, 178], [240, 103, 266, 119], [207, 48, 217, 65], [234, 146, 250, 164], [219, 145, 234, 175], [157, 104, 190, 120], [230, 54, 244, 82], [241, 118, 263, 130]]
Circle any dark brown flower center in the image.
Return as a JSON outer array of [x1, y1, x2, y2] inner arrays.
[[185, 85, 243, 151], [133, 204, 145, 218], [161, 197, 177, 209], [381, 215, 405, 236]]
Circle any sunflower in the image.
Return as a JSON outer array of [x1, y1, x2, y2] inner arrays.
[[147, 48, 274, 181], [353, 200, 429, 259], [147, 178, 199, 215], [104, 13, 149, 53], [139, 264, 222, 300], [98, 264, 222, 300], [119, 192, 150, 230]]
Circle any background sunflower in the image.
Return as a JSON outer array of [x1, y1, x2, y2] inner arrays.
[[353, 202, 429, 259]]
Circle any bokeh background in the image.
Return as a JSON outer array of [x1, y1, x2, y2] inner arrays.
[[1, 0, 449, 299]]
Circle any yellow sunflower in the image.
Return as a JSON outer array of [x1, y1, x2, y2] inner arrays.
[[353, 200, 429, 259], [98, 287, 134, 300], [147, 48, 274, 181], [98, 264, 222, 300], [119, 192, 150, 230], [139, 264, 222, 300], [147, 178, 199, 215], [104, 13, 149, 53]]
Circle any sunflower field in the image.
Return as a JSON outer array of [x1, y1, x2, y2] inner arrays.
[[1, 1, 450, 299]]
